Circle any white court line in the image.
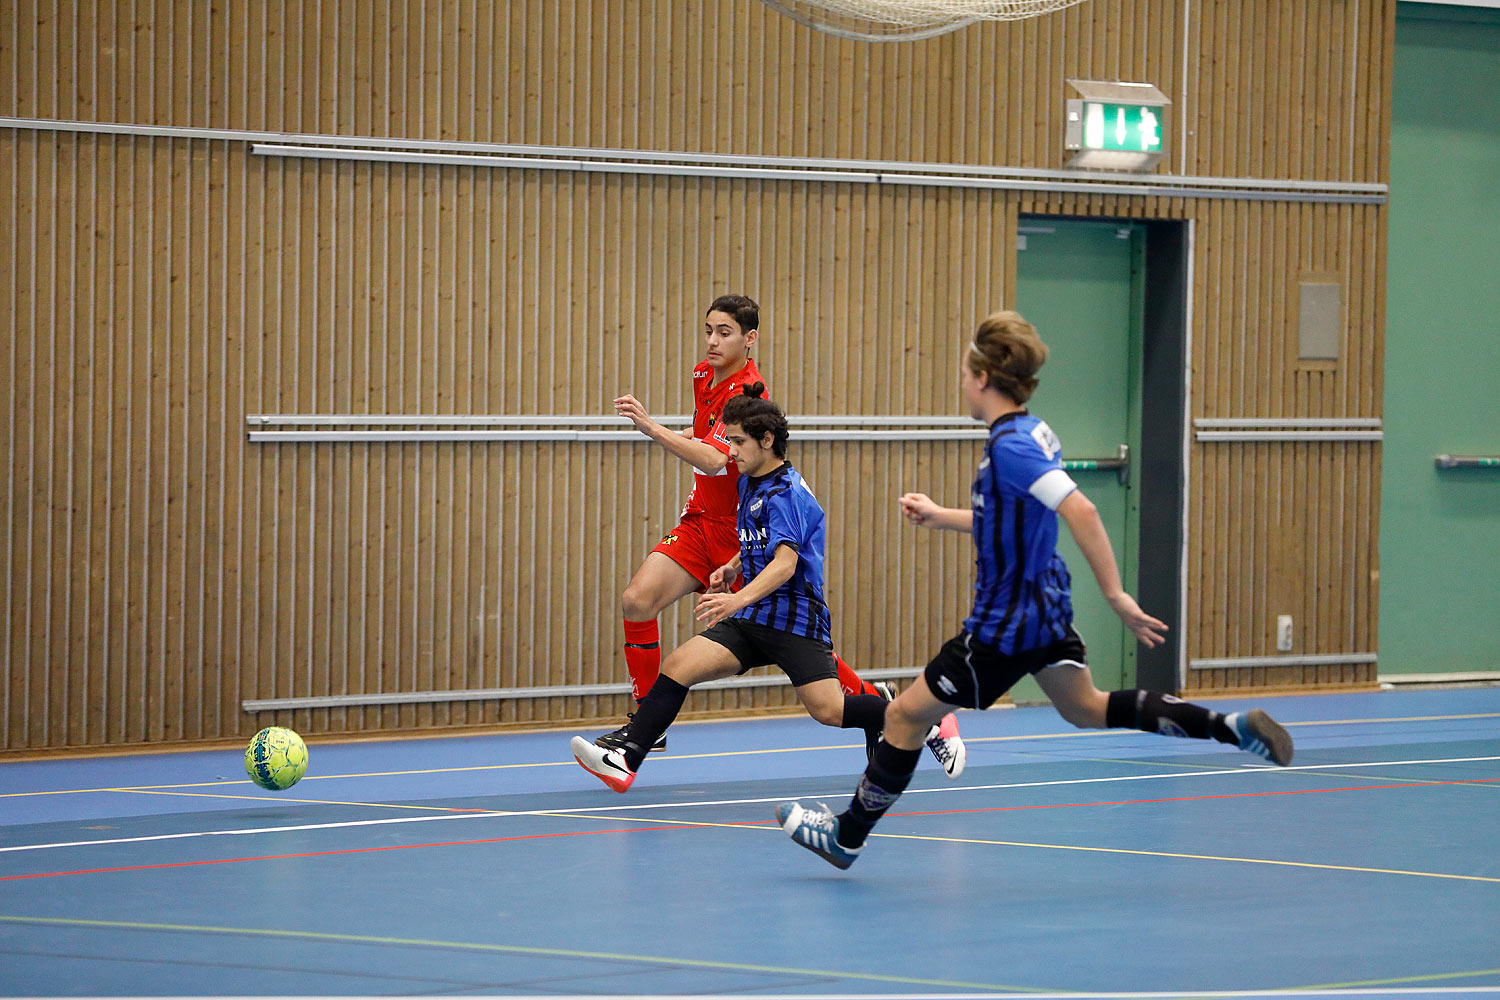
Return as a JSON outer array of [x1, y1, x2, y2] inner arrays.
[[420, 991, 1500, 999], [399, 989, 1500, 995], [68, 990, 1500, 999], [3, 754, 1495, 856]]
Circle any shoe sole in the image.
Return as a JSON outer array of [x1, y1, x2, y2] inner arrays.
[[570, 736, 635, 792], [1246, 709, 1294, 766], [574, 755, 634, 792]]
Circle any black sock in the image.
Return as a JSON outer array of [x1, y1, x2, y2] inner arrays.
[[839, 692, 888, 743], [838, 740, 921, 850], [622, 676, 689, 770], [1106, 689, 1238, 745]]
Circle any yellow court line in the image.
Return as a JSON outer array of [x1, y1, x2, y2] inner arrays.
[[1283, 712, 1500, 727], [541, 810, 1500, 885], [536, 810, 772, 833], [0, 914, 1043, 993], [1306, 967, 1500, 990], [1068, 755, 1498, 788], [109, 788, 488, 813], [5, 710, 1497, 800], [870, 831, 1500, 884]]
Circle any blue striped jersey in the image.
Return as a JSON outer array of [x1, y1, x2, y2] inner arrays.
[[732, 463, 833, 644], [965, 411, 1081, 653]]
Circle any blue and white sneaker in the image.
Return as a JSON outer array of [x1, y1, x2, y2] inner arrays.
[[1231, 709, 1293, 766], [777, 801, 862, 870]]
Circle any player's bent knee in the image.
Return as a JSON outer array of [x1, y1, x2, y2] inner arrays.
[[620, 585, 659, 621], [882, 699, 931, 743], [1056, 694, 1107, 729], [807, 702, 843, 727]]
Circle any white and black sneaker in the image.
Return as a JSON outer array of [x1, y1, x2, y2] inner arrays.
[[863, 682, 898, 760], [777, 801, 862, 870], [571, 735, 636, 792], [594, 714, 666, 754], [924, 712, 967, 779]]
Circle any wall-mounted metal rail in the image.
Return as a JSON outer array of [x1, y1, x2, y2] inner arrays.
[[244, 414, 1129, 472], [249, 142, 1387, 204], [0, 117, 1387, 205], [241, 666, 923, 713], [1188, 652, 1377, 670], [1192, 418, 1382, 442]]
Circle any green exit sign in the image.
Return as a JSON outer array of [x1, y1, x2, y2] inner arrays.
[[1064, 81, 1170, 171], [1078, 101, 1162, 152]]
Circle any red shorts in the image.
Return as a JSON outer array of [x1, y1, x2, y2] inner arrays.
[[651, 513, 741, 591]]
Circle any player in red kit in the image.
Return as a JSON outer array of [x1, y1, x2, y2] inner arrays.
[[594, 294, 965, 777]]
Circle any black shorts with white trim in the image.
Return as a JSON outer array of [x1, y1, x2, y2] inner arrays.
[[923, 626, 1087, 710], [700, 617, 838, 688]]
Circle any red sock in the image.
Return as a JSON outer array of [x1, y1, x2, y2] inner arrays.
[[623, 619, 661, 702], [834, 652, 879, 697]]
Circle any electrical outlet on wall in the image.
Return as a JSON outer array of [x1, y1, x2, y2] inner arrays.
[[1276, 615, 1294, 652]]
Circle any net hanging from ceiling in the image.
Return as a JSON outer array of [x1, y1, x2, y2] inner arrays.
[[758, 0, 1092, 42]]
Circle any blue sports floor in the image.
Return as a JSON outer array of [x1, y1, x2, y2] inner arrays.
[[2, 687, 1499, 999]]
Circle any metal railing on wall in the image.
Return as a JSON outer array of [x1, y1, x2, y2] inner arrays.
[[240, 412, 1131, 713], [1188, 653, 1378, 671], [245, 414, 1133, 466], [1188, 417, 1382, 674], [1, 117, 1388, 205], [241, 666, 925, 713], [1193, 417, 1383, 442], [246, 413, 988, 443]]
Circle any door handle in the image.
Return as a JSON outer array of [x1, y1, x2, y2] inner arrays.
[[1061, 444, 1130, 486]]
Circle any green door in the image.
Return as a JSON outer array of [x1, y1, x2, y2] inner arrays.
[[1013, 219, 1143, 695]]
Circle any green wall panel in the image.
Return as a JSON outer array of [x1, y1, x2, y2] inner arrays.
[[1380, 5, 1500, 674]]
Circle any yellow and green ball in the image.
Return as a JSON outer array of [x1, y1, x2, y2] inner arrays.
[[244, 726, 309, 790]]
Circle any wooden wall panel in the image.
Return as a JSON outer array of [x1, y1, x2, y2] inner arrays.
[[1, 0, 1390, 750], [0, 135, 1013, 749], [0, 1, 1385, 182]]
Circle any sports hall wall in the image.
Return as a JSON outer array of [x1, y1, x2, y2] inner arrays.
[[0, 2, 1390, 752], [1379, 3, 1500, 679]]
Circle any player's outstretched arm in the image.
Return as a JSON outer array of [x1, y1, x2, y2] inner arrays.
[[1056, 490, 1168, 648], [614, 393, 729, 473], [899, 492, 974, 532]]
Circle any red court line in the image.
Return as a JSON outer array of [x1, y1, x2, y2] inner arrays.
[[0, 824, 690, 882], [7, 776, 1495, 883], [889, 776, 1500, 820]]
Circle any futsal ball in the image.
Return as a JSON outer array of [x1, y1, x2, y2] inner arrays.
[[244, 726, 309, 790]]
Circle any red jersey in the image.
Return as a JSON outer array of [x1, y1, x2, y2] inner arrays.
[[680, 357, 767, 519]]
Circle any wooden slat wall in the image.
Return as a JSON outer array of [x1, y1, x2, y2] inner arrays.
[[0, 0, 1390, 750]]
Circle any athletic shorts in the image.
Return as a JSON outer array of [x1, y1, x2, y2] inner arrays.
[[923, 626, 1088, 710], [651, 513, 741, 591], [699, 618, 838, 688]]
